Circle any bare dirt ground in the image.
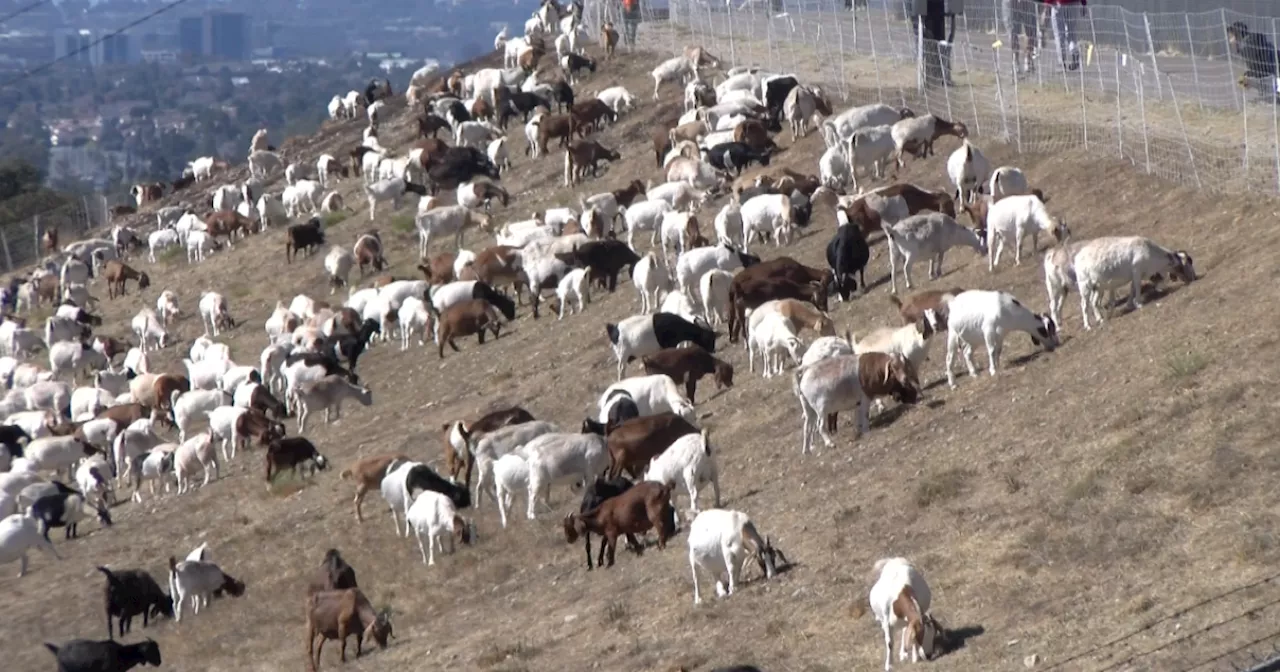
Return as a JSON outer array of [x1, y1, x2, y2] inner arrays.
[[6, 41, 1280, 672]]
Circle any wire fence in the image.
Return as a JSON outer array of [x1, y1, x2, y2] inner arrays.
[[0, 194, 109, 274], [590, 0, 1280, 194]]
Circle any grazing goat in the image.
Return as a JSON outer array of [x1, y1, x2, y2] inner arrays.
[[563, 480, 676, 569], [643, 428, 721, 523], [306, 588, 393, 671], [870, 557, 943, 670], [406, 490, 474, 565], [43, 638, 162, 672], [792, 353, 919, 454], [977, 194, 1070, 271], [294, 375, 373, 433], [339, 452, 410, 522], [265, 436, 330, 482], [96, 565, 173, 639], [606, 313, 718, 380], [102, 260, 151, 299], [687, 508, 785, 604], [640, 345, 733, 403], [944, 290, 1059, 388], [167, 555, 246, 622], [883, 213, 986, 294], [1071, 236, 1196, 331]]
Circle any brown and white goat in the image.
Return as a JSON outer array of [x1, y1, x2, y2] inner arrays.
[[443, 406, 535, 485], [353, 232, 386, 277], [888, 288, 964, 327], [431, 299, 503, 358], [600, 412, 700, 480]]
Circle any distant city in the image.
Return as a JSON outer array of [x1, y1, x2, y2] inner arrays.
[[0, 0, 534, 69]]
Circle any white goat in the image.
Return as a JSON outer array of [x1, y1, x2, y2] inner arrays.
[[984, 194, 1069, 271], [944, 290, 1060, 388], [946, 140, 990, 205], [883, 213, 986, 294], [747, 312, 804, 378], [686, 508, 779, 604], [598, 374, 696, 422], [869, 557, 941, 671], [406, 490, 471, 566], [644, 428, 720, 524], [1072, 236, 1197, 330]]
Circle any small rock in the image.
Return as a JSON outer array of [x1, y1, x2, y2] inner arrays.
[[1006, 639, 1020, 647], [1024, 654, 1039, 668], [564, 613, 578, 623]]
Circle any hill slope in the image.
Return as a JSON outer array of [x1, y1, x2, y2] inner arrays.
[[7, 43, 1280, 672]]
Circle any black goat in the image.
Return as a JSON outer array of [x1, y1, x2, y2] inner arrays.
[[551, 80, 575, 112], [286, 218, 326, 263], [44, 638, 161, 672], [506, 90, 552, 122], [404, 463, 472, 509], [470, 281, 517, 321], [308, 548, 359, 594], [0, 423, 30, 452], [283, 351, 359, 386], [571, 240, 641, 292], [96, 566, 173, 639], [703, 142, 772, 176], [332, 318, 380, 371], [825, 215, 871, 300]]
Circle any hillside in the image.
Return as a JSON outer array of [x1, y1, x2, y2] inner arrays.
[[6, 38, 1280, 672]]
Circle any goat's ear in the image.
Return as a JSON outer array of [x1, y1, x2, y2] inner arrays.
[[881, 359, 894, 387]]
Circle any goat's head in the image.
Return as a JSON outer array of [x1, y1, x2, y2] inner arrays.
[[219, 572, 247, 598], [756, 535, 787, 580], [713, 359, 734, 391], [1029, 314, 1060, 352], [1051, 218, 1071, 244], [882, 353, 921, 405], [562, 513, 585, 543], [916, 309, 943, 340], [1169, 250, 1197, 283], [365, 608, 395, 648]]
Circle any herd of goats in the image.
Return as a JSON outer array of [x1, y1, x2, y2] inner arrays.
[[0, 1, 1201, 670]]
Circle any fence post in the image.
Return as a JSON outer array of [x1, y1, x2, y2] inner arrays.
[[1222, 9, 1240, 110], [1272, 18, 1280, 193], [1012, 44, 1023, 152], [1133, 64, 1151, 174], [916, 19, 925, 93], [727, 0, 737, 68], [835, 2, 848, 100], [1167, 75, 1202, 190], [1079, 38, 1088, 149], [1114, 51, 1125, 159], [1142, 13, 1162, 101], [1087, 7, 1105, 98], [994, 46, 1011, 142], [1184, 14, 1204, 112], [866, 5, 884, 102], [32, 215, 40, 261], [1050, 6, 1069, 91], [0, 229, 11, 272], [959, 14, 980, 136]]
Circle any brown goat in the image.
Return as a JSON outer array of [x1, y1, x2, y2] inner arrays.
[[433, 299, 503, 358], [467, 246, 525, 299], [339, 453, 411, 521], [535, 114, 574, 155], [887, 288, 965, 327], [640, 345, 733, 403], [565, 139, 621, 185], [102, 260, 151, 299], [518, 44, 544, 72], [152, 374, 190, 418], [563, 481, 676, 570], [604, 412, 700, 480], [418, 252, 456, 283], [898, 116, 968, 162], [669, 120, 709, 145], [443, 406, 536, 484], [728, 276, 828, 343], [204, 210, 255, 243], [353, 231, 385, 277], [602, 21, 619, 58], [570, 98, 615, 135], [306, 588, 393, 671], [236, 408, 286, 454], [733, 119, 776, 153], [94, 403, 151, 432]]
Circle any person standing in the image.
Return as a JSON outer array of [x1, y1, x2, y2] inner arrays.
[[1043, 0, 1086, 71], [1002, 0, 1040, 75], [1228, 21, 1279, 96], [621, 0, 641, 47]]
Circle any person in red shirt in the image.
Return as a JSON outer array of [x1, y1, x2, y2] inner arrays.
[[621, 0, 641, 47], [1042, 0, 1086, 71]]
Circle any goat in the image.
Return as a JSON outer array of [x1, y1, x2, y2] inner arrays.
[[687, 508, 784, 604], [563, 480, 676, 569], [944, 289, 1059, 388]]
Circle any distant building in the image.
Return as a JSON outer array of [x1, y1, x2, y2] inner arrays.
[[208, 12, 250, 61], [178, 12, 252, 61], [179, 17, 204, 56], [53, 29, 137, 66]]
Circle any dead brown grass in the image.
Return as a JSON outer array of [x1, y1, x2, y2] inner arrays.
[[7, 34, 1280, 672]]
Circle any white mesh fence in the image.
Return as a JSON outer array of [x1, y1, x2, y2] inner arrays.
[[585, 0, 1280, 193]]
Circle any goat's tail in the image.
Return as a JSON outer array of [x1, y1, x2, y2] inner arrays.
[[700, 427, 711, 455], [95, 565, 120, 584]]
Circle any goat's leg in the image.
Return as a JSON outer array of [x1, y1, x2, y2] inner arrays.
[[414, 527, 429, 564], [605, 533, 618, 567], [882, 622, 894, 671], [988, 336, 1002, 376], [690, 552, 703, 604]]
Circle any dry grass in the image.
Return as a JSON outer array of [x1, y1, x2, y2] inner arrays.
[[7, 37, 1280, 672]]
